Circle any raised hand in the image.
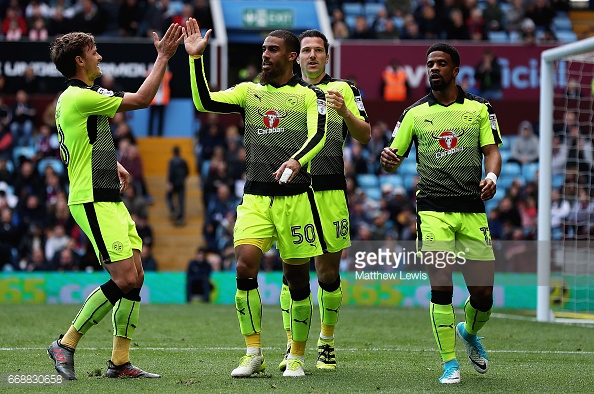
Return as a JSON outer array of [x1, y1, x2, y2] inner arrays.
[[184, 17, 213, 57], [153, 23, 185, 60]]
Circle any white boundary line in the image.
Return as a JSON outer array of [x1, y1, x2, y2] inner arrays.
[[2, 347, 594, 354]]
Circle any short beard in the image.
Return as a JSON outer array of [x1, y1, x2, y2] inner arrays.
[[430, 80, 446, 91], [258, 70, 276, 86]]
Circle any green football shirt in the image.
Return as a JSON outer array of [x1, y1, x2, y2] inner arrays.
[[389, 86, 502, 213], [190, 57, 327, 197], [310, 75, 369, 191], [55, 79, 123, 205]]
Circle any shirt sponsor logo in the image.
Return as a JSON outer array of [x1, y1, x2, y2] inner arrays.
[[391, 121, 401, 138], [489, 114, 498, 130], [317, 99, 326, 115], [432, 130, 465, 158], [355, 96, 365, 111], [97, 88, 114, 97], [257, 108, 287, 134]]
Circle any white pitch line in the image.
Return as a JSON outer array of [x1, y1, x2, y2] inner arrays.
[[3, 347, 594, 355]]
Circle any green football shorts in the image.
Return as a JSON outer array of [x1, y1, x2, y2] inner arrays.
[[313, 189, 350, 253], [417, 211, 495, 261], [234, 191, 325, 261], [70, 201, 142, 264]]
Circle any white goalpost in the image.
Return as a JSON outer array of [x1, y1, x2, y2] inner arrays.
[[538, 36, 594, 322]]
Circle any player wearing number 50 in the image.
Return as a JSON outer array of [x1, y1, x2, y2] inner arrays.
[[47, 24, 184, 380], [278, 29, 371, 373], [380, 43, 502, 384], [184, 18, 327, 377]]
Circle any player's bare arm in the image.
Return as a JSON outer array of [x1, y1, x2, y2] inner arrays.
[[184, 17, 213, 58], [328, 89, 371, 144], [380, 147, 401, 173], [480, 143, 502, 201], [273, 158, 302, 184], [119, 23, 185, 112]]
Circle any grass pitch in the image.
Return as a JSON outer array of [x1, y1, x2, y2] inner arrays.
[[1, 303, 593, 393]]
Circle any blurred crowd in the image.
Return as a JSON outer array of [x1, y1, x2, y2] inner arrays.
[[0, 0, 574, 45]]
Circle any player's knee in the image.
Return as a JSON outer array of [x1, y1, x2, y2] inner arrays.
[[236, 259, 259, 279], [113, 272, 138, 294], [471, 287, 493, 306], [316, 264, 339, 284]]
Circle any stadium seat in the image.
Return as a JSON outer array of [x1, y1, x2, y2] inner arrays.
[[398, 160, 418, 176], [502, 162, 522, 178], [488, 31, 509, 43], [357, 173, 379, 188], [552, 16, 573, 31], [38, 157, 65, 176], [522, 162, 539, 182], [201, 160, 211, 180], [509, 31, 523, 43], [343, 3, 364, 16], [4, 160, 14, 173], [12, 146, 36, 163], [392, 16, 404, 31], [552, 173, 564, 189], [484, 199, 499, 215], [364, 3, 384, 17], [362, 186, 381, 200], [557, 31, 577, 43], [379, 174, 404, 189], [500, 150, 511, 163], [403, 174, 418, 191]]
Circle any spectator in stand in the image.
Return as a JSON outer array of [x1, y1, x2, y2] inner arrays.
[[33, 124, 60, 162], [0, 95, 12, 133], [207, 183, 237, 228], [196, 112, 226, 170], [122, 183, 149, 220], [482, 0, 504, 33], [520, 17, 537, 45], [332, 20, 350, 40], [509, 121, 539, 166], [417, 4, 441, 39], [261, 249, 283, 272], [140, 244, 158, 271], [565, 120, 593, 179], [118, 0, 145, 36], [133, 212, 153, 247], [386, 0, 412, 17], [566, 187, 594, 239], [52, 246, 80, 271], [474, 49, 503, 101], [552, 135, 568, 176], [551, 188, 570, 236], [28, 16, 48, 41], [540, 28, 557, 43], [71, 0, 107, 36], [193, 0, 213, 31], [10, 90, 37, 148], [506, 0, 526, 35], [498, 196, 522, 229], [382, 59, 408, 101], [42, 92, 60, 134], [446, 8, 470, 40], [26, 248, 52, 271], [344, 140, 369, 176], [18, 222, 46, 264], [377, 17, 400, 39], [0, 101, 13, 162], [351, 15, 376, 39], [13, 159, 43, 202], [119, 143, 151, 201], [166, 145, 189, 226], [141, 0, 174, 37], [172, 3, 193, 29], [148, 66, 171, 136], [466, 7, 486, 41], [520, 195, 538, 236], [45, 223, 70, 261], [2, 6, 28, 37], [0, 206, 22, 269], [366, 120, 390, 174], [186, 247, 213, 302], [565, 78, 583, 99], [0, 162, 14, 186], [371, 6, 392, 35], [401, 14, 422, 39], [526, 0, 556, 31], [330, 7, 347, 31], [47, 6, 72, 37], [18, 66, 46, 94]]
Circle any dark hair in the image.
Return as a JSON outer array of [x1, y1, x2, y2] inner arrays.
[[298, 29, 330, 54], [50, 32, 96, 78], [426, 43, 460, 67], [268, 30, 300, 54]]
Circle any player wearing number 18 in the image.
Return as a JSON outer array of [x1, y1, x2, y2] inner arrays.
[[47, 24, 184, 380], [380, 43, 502, 384], [278, 29, 371, 372]]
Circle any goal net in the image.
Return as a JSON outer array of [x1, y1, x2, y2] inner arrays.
[[538, 37, 594, 322]]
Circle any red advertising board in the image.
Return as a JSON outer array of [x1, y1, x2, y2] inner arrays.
[[339, 41, 560, 101]]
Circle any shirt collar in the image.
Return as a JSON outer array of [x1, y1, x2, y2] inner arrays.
[[66, 79, 91, 88], [427, 85, 466, 106]]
